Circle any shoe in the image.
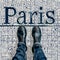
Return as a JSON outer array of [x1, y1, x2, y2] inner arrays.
[[17, 26, 27, 44], [32, 26, 41, 53], [32, 26, 41, 44]]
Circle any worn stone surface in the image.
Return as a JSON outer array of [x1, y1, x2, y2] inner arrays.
[[0, 0, 60, 60]]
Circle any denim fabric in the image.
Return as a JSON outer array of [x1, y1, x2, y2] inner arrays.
[[33, 43, 47, 60], [12, 42, 47, 60], [12, 42, 27, 60]]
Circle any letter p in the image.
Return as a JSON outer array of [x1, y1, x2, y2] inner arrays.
[[4, 7, 16, 24]]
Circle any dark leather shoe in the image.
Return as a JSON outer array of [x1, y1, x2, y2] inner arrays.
[[17, 26, 27, 44], [32, 26, 41, 43]]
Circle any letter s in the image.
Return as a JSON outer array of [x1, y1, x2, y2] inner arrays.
[[46, 11, 55, 24]]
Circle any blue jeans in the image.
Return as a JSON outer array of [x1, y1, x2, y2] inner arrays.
[[32, 43, 47, 60], [12, 42, 47, 60], [12, 42, 27, 60]]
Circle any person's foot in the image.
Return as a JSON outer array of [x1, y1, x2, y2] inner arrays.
[[32, 26, 41, 44], [32, 26, 42, 53], [17, 26, 27, 44]]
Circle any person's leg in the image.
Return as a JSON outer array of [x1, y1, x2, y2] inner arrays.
[[12, 26, 27, 60], [32, 26, 47, 60], [32, 43, 47, 60], [12, 42, 27, 60]]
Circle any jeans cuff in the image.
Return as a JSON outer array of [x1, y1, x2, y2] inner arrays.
[[18, 42, 27, 51], [32, 42, 42, 53]]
